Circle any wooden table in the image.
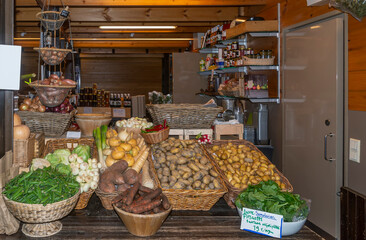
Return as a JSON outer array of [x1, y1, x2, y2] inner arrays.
[[2, 195, 324, 240]]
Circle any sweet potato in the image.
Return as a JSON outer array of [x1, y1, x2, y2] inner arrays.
[[142, 188, 162, 201], [123, 168, 138, 185], [110, 160, 128, 173], [139, 185, 154, 193], [161, 194, 171, 210], [98, 181, 115, 193], [117, 183, 130, 193], [131, 199, 162, 214]]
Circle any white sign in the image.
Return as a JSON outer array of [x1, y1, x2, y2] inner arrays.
[[83, 107, 92, 114], [0, 45, 22, 90], [113, 108, 126, 118], [66, 131, 81, 139], [240, 207, 283, 238]]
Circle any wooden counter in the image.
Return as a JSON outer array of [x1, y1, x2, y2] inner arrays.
[[2, 195, 324, 239]]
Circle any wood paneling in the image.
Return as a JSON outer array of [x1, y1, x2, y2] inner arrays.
[[80, 56, 162, 97], [16, 0, 265, 7], [349, 71, 366, 111], [16, 7, 239, 22]]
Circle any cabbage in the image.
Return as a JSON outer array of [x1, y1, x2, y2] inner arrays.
[[72, 145, 91, 162], [53, 149, 71, 165], [55, 163, 72, 175], [45, 153, 61, 167]]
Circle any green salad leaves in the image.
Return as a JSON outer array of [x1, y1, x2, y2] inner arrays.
[[235, 180, 309, 222]]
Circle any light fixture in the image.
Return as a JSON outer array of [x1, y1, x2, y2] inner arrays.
[[310, 25, 320, 29], [99, 26, 177, 29], [14, 37, 193, 41], [235, 19, 246, 22]]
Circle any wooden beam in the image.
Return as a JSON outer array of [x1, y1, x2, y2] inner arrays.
[[16, 26, 210, 33], [80, 53, 164, 58], [15, 21, 223, 27], [14, 40, 191, 48], [16, 0, 265, 7], [15, 32, 194, 38], [226, 20, 278, 39], [16, 7, 238, 22]]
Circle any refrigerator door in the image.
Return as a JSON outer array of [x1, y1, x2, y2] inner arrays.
[[283, 14, 345, 238]]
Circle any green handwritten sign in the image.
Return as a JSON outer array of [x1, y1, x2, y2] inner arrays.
[[240, 207, 283, 238]]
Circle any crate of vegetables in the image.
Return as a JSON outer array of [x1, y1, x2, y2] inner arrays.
[[140, 120, 170, 144], [203, 140, 293, 208], [149, 138, 227, 210], [41, 138, 100, 209]]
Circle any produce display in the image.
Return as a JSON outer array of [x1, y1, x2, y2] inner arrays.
[[151, 138, 222, 190], [3, 167, 79, 206], [45, 98, 74, 114], [113, 184, 171, 214], [39, 48, 70, 65], [235, 180, 309, 222], [13, 113, 30, 140], [207, 142, 287, 190], [141, 120, 168, 134], [32, 74, 76, 87], [19, 96, 46, 113], [116, 117, 153, 130]]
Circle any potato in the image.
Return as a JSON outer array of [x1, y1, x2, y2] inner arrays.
[[182, 172, 191, 179], [176, 158, 188, 165], [170, 148, 180, 154], [177, 165, 191, 172], [172, 181, 185, 189], [209, 169, 218, 177], [167, 155, 178, 161], [213, 179, 221, 188], [193, 171, 204, 181], [199, 157, 209, 165], [202, 175, 211, 184], [188, 163, 200, 172], [161, 176, 169, 183], [193, 180, 201, 189], [169, 163, 176, 171], [162, 167, 170, 176]]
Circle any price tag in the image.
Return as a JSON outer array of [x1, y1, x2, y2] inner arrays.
[[113, 108, 126, 118], [83, 107, 92, 114], [240, 208, 283, 238], [66, 131, 81, 139]]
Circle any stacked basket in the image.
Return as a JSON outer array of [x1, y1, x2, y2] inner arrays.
[[42, 138, 97, 209]]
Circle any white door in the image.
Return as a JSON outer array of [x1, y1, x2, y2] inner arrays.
[[283, 14, 345, 238]]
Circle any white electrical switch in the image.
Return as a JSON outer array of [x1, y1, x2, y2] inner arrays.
[[349, 138, 361, 163]]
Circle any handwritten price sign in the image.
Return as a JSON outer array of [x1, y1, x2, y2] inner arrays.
[[240, 207, 283, 238]]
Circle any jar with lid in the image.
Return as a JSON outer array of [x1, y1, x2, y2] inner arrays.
[[232, 41, 238, 50], [267, 50, 273, 59]]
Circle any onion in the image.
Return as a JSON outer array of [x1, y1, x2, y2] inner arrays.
[[49, 74, 59, 80], [38, 105, 46, 112], [20, 103, 29, 111], [23, 98, 32, 106]]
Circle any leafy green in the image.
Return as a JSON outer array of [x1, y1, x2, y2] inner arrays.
[[55, 163, 72, 175], [235, 180, 309, 222], [45, 153, 61, 167], [30, 158, 51, 171], [72, 145, 91, 162], [53, 149, 71, 165]]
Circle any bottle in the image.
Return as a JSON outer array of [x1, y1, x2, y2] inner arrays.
[[199, 58, 205, 71], [120, 94, 124, 107], [110, 93, 115, 108], [116, 94, 122, 108]]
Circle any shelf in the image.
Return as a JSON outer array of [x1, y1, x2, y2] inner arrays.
[[199, 48, 219, 54], [248, 32, 279, 38], [226, 20, 278, 40], [199, 65, 279, 75], [197, 93, 280, 104]]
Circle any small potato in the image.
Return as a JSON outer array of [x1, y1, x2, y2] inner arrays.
[[188, 177, 194, 184], [262, 175, 270, 181], [196, 162, 208, 171], [209, 183, 215, 189], [171, 170, 180, 177], [172, 181, 185, 189], [167, 155, 178, 161], [170, 148, 180, 154], [182, 179, 191, 186], [209, 169, 218, 177], [158, 173, 163, 179], [161, 176, 169, 183], [280, 183, 286, 190], [227, 165, 235, 173], [212, 145, 219, 151], [200, 183, 207, 190], [169, 175, 177, 183], [176, 158, 188, 165], [182, 172, 192, 179], [162, 167, 170, 176], [203, 175, 211, 184], [193, 171, 204, 181], [233, 175, 241, 183], [161, 183, 170, 189], [188, 163, 200, 172], [193, 181, 201, 189], [177, 165, 191, 172], [169, 163, 176, 171], [213, 179, 221, 188], [200, 157, 209, 165]]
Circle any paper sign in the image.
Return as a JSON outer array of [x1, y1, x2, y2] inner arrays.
[[113, 108, 126, 118], [0, 45, 22, 90], [240, 208, 283, 238], [66, 131, 81, 139], [83, 107, 92, 114]]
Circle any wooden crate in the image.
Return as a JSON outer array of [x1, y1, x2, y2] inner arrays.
[[34, 132, 45, 158], [214, 124, 244, 140], [169, 129, 184, 140], [184, 129, 213, 140], [13, 133, 35, 168]]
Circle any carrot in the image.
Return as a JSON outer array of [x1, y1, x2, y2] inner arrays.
[[111, 195, 124, 204], [131, 147, 150, 173], [142, 188, 162, 201], [153, 205, 165, 213], [124, 199, 151, 212], [139, 185, 153, 193], [126, 182, 140, 205], [161, 194, 171, 210], [131, 198, 162, 214]]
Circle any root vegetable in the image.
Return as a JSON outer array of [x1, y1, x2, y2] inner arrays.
[[131, 198, 162, 214], [125, 182, 140, 205], [123, 168, 138, 185], [142, 188, 162, 201], [141, 161, 154, 189]]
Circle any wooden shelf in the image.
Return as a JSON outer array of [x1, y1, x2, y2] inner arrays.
[[196, 92, 280, 104], [226, 20, 278, 40]]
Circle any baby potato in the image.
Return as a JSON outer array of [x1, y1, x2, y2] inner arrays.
[[212, 145, 220, 151]]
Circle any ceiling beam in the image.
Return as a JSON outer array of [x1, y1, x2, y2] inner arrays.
[[16, 26, 210, 33], [16, 0, 265, 7], [15, 32, 194, 38], [16, 7, 239, 22], [14, 40, 191, 48]]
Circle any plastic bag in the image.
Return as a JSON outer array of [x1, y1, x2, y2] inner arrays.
[[329, 0, 366, 21]]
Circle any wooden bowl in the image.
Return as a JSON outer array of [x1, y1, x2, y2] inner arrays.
[[75, 114, 112, 136], [114, 205, 172, 237]]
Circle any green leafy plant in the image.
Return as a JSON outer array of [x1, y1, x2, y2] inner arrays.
[[235, 180, 309, 222], [330, 0, 366, 21]]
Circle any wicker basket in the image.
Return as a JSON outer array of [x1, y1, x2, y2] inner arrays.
[[140, 127, 170, 144], [43, 138, 97, 210], [95, 187, 119, 210], [29, 83, 75, 107], [34, 133, 45, 158], [243, 56, 275, 66], [146, 104, 223, 129], [203, 140, 293, 208], [13, 133, 35, 168], [148, 147, 227, 211], [17, 110, 75, 137], [34, 47, 72, 65], [36, 11, 68, 31], [3, 190, 80, 237]]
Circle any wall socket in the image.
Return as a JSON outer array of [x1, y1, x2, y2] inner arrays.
[[349, 138, 361, 163]]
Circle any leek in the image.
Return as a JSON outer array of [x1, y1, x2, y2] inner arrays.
[[93, 127, 107, 170], [101, 125, 108, 150]]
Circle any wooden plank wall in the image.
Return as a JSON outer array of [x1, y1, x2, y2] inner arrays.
[[259, 0, 366, 111], [80, 55, 162, 97]]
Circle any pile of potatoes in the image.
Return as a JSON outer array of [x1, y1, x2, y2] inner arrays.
[[152, 138, 222, 190], [207, 142, 287, 190]]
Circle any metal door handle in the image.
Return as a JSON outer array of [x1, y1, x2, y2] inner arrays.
[[324, 133, 335, 162]]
